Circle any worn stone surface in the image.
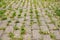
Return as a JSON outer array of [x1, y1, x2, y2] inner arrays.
[[0, 0, 60, 40]]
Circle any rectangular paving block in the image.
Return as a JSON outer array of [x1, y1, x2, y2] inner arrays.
[[53, 30, 60, 40], [1, 34, 10, 40], [23, 33, 31, 40], [14, 30, 20, 38], [43, 35, 52, 40], [32, 30, 42, 40], [40, 26, 49, 32], [5, 26, 14, 33], [32, 23, 39, 30]]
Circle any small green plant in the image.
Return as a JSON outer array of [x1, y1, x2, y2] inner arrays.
[[36, 15, 39, 19], [24, 13, 26, 17], [55, 9, 60, 16], [15, 20, 20, 23], [19, 9, 23, 13], [11, 37, 23, 40], [35, 9, 40, 26], [39, 30, 49, 35], [18, 14, 21, 18], [0, 1, 6, 7], [21, 25, 26, 35], [6, 20, 11, 26], [50, 33, 56, 39], [1, 16, 7, 20], [24, 13, 27, 21], [13, 25, 19, 30], [47, 13, 52, 17], [37, 20, 41, 26], [7, 23, 10, 26], [10, 12, 16, 19], [0, 10, 6, 17], [0, 10, 7, 20], [9, 32, 14, 38], [30, 8, 33, 13], [30, 14, 33, 19], [30, 19, 34, 26], [12, 11, 16, 18], [8, 20, 11, 23], [58, 24, 60, 27], [18, 9, 23, 18], [0, 27, 5, 30], [35, 10, 38, 14], [19, 36, 23, 40]]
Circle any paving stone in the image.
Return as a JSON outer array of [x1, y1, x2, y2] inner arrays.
[[19, 18, 24, 23], [17, 23, 22, 28], [26, 16, 30, 20], [33, 18, 37, 22], [25, 26, 31, 34], [0, 30, 3, 37], [12, 3, 17, 9], [5, 26, 14, 33], [0, 20, 7, 28], [32, 23, 39, 30], [44, 18, 51, 23], [40, 17, 45, 21], [43, 35, 52, 40], [53, 30, 60, 40], [9, 22, 15, 26], [14, 30, 20, 38], [25, 20, 30, 26], [23, 33, 31, 40], [41, 20, 46, 26], [48, 24, 55, 30], [1, 34, 10, 40], [32, 30, 42, 40], [40, 26, 49, 32]]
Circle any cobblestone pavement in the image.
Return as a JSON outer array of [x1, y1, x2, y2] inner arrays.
[[0, 0, 60, 40]]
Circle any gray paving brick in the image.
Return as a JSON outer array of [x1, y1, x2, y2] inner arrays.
[[5, 26, 14, 33], [53, 30, 60, 40], [32, 30, 42, 40], [43, 35, 52, 40]]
